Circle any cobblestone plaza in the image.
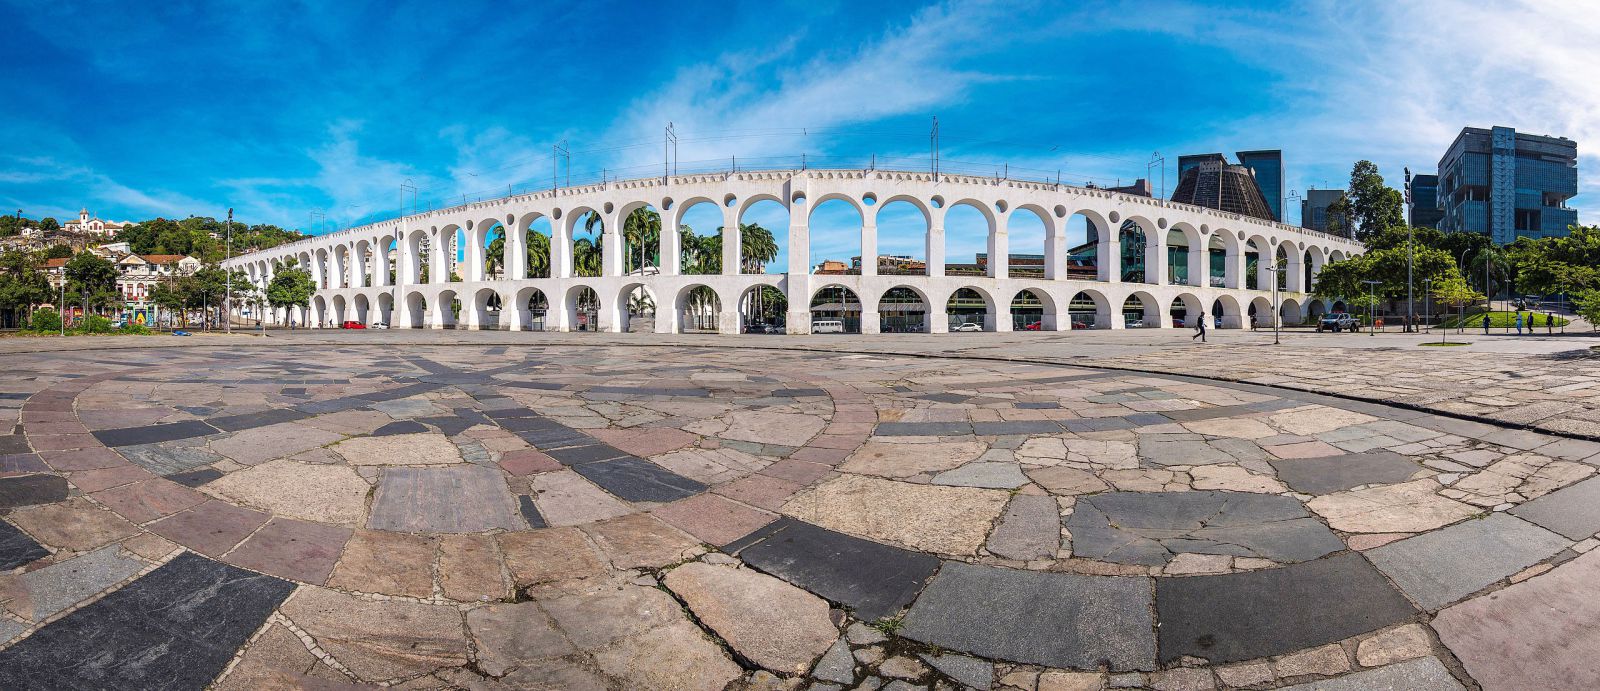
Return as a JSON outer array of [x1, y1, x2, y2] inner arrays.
[[1, 331, 1597, 689]]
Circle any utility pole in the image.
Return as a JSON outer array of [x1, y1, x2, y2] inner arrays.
[[224, 208, 233, 334], [554, 140, 569, 190], [664, 122, 677, 183], [400, 179, 416, 219], [1403, 168, 1416, 332], [1148, 152, 1166, 199], [930, 116, 940, 182]]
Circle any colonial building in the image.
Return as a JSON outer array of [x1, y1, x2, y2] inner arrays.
[[42, 250, 201, 324], [63, 208, 132, 237]]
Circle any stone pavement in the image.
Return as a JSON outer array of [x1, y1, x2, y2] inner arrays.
[[0, 339, 1597, 689]]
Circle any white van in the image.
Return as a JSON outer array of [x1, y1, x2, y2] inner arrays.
[[812, 320, 845, 334]]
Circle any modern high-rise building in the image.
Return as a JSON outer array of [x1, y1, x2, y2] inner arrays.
[[1406, 172, 1443, 229], [1169, 153, 1277, 222], [1300, 188, 1346, 233], [1436, 126, 1577, 243], [1236, 150, 1285, 222]]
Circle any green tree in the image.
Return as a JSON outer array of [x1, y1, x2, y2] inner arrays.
[[266, 260, 315, 328], [1341, 161, 1404, 241], [735, 222, 780, 273], [64, 252, 120, 315], [44, 244, 74, 259], [39, 217, 60, 233], [1572, 289, 1600, 330], [525, 230, 551, 278]]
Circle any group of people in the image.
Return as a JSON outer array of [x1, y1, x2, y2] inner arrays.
[[1493, 312, 1543, 335]]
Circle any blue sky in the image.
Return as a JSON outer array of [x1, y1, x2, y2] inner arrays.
[[3, 0, 1594, 270]]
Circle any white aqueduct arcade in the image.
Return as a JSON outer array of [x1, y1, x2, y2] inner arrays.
[[223, 169, 1364, 335]]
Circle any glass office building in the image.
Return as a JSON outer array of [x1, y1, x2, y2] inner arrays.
[[1300, 189, 1346, 234], [1436, 126, 1578, 243], [1174, 151, 1282, 222], [1236, 150, 1285, 222], [1408, 173, 1444, 229]]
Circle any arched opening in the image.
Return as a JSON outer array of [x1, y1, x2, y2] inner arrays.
[[1120, 220, 1157, 283], [1307, 299, 1328, 321], [1275, 245, 1290, 291], [516, 288, 549, 331], [1248, 296, 1275, 329], [479, 222, 506, 281], [1212, 296, 1243, 329], [614, 204, 663, 278], [876, 198, 929, 276], [403, 292, 426, 329], [879, 286, 927, 333], [678, 200, 723, 275], [1166, 228, 1191, 286], [1069, 290, 1110, 329], [1280, 297, 1303, 326], [354, 294, 370, 324], [443, 226, 465, 282], [330, 295, 346, 325], [737, 199, 787, 275], [437, 289, 460, 329], [311, 295, 327, 328], [1008, 207, 1048, 278], [472, 288, 501, 330], [1065, 212, 1102, 280], [333, 246, 349, 289], [614, 282, 658, 333], [946, 287, 993, 332], [565, 286, 599, 331], [571, 211, 603, 278], [403, 231, 427, 285], [1303, 249, 1316, 292], [809, 197, 863, 276], [677, 285, 721, 333], [354, 240, 372, 287], [740, 285, 787, 333], [1332, 300, 1347, 312], [1208, 234, 1229, 288], [375, 293, 392, 326], [809, 285, 862, 334], [1011, 289, 1052, 331], [1245, 236, 1271, 290], [944, 202, 993, 277], [1122, 293, 1159, 328], [1170, 294, 1203, 329], [522, 215, 553, 278]]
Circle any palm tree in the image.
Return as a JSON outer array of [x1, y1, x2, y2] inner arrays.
[[486, 234, 504, 279], [736, 222, 779, 273], [525, 230, 551, 278], [573, 236, 602, 277]]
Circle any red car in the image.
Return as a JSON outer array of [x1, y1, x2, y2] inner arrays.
[[340, 321, 366, 329], [1024, 322, 1042, 330]]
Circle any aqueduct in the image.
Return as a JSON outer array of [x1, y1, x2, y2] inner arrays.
[[224, 168, 1363, 334]]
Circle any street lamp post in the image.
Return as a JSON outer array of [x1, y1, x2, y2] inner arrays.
[[58, 277, 65, 336], [1266, 265, 1281, 345], [224, 208, 233, 335], [1423, 277, 1439, 344], [1362, 279, 1381, 337]]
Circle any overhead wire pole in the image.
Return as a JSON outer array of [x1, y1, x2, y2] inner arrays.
[[554, 140, 569, 190], [1148, 152, 1166, 198], [664, 122, 678, 183], [930, 117, 940, 182]]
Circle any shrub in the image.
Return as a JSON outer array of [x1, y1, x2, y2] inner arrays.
[[28, 308, 62, 333], [75, 315, 114, 334], [119, 322, 152, 335]]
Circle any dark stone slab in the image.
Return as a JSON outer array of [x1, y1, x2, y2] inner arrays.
[[1269, 451, 1424, 495], [0, 552, 294, 690], [902, 561, 1156, 671], [572, 457, 706, 503], [165, 468, 224, 487], [0, 434, 30, 455], [519, 495, 547, 528], [1062, 417, 1136, 433], [92, 420, 218, 448], [1123, 413, 1173, 426], [1510, 476, 1600, 540], [1160, 405, 1259, 423], [0, 473, 70, 508], [208, 408, 310, 432], [917, 392, 971, 404], [417, 414, 480, 438], [0, 519, 49, 570], [1067, 491, 1345, 566], [1155, 552, 1416, 664], [357, 382, 441, 402], [734, 517, 940, 621], [0, 453, 49, 473], [519, 427, 594, 449], [373, 420, 430, 436], [772, 388, 828, 398], [545, 443, 630, 465], [119, 442, 223, 475], [1015, 402, 1061, 409], [500, 380, 566, 391], [294, 397, 367, 414], [874, 422, 974, 437], [972, 421, 1063, 436], [587, 385, 710, 397]]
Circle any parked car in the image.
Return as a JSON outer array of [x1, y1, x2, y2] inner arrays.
[[369, 322, 389, 329], [954, 322, 982, 332], [1125, 318, 1145, 328], [1317, 312, 1358, 333], [1071, 319, 1090, 329], [340, 320, 366, 329], [1024, 322, 1042, 330], [812, 320, 845, 334]]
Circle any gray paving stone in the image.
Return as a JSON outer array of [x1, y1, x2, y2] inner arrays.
[[372, 420, 430, 436], [1067, 491, 1344, 566], [546, 442, 630, 465], [207, 408, 311, 432], [368, 465, 524, 532], [1509, 475, 1600, 540], [812, 637, 855, 684], [734, 518, 940, 621], [1139, 437, 1235, 466], [0, 434, 30, 455], [119, 441, 224, 475], [931, 462, 1030, 489], [1155, 552, 1416, 664], [91, 420, 218, 447], [1269, 451, 1423, 495], [0, 519, 49, 570], [919, 652, 993, 690], [17, 545, 146, 620], [0, 552, 296, 690], [163, 468, 224, 487], [0, 618, 22, 645], [874, 422, 974, 437], [985, 494, 1060, 560], [571, 456, 706, 502], [1271, 657, 1464, 690], [901, 561, 1156, 671], [0, 473, 68, 508], [1366, 513, 1570, 611], [972, 421, 1063, 436]]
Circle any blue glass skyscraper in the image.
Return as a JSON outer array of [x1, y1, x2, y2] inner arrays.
[[1436, 126, 1577, 243]]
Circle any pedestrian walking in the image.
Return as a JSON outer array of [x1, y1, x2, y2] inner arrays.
[[1250, 314, 1257, 331], [1514, 313, 1524, 335], [1193, 312, 1207, 343], [1482, 314, 1491, 335]]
